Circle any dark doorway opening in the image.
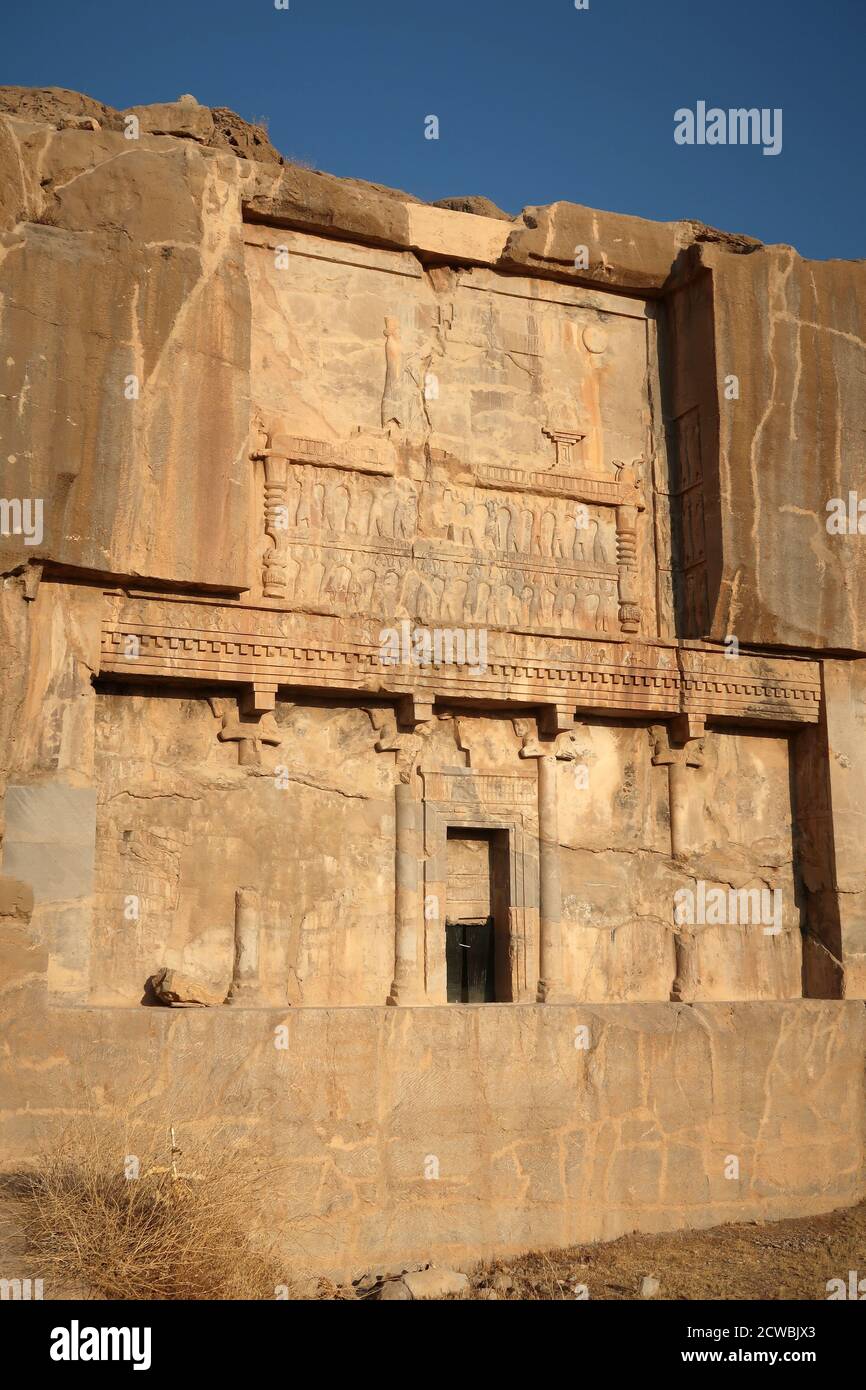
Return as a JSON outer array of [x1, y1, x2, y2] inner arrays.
[[445, 827, 511, 1003]]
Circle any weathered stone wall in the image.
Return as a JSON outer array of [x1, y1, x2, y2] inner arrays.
[[559, 723, 801, 1002], [1, 921, 863, 1279], [84, 697, 803, 1007], [0, 580, 101, 999], [2, 87, 866, 1274], [817, 662, 866, 997], [703, 245, 866, 653], [3, 93, 865, 638], [0, 120, 251, 588], [91, 692, 395, 1006]]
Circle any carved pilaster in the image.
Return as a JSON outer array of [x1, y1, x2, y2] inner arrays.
[[387, 780, 425, 1005], [652, 718, 707, 1004], [615, 502, 641, 633], [536, 755, 563, 1002], [613, 456, 646, 635], [213, 697, 282, 767], [256, 450, 291, 598], [365, 705, 433, 1005], [518, 720, 582, 1003], [651, 718, 705, 860], [226, 888, 266, 1005], [366, 706, 433, 783]]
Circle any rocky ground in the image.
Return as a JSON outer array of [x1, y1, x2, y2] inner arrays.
[[3, 1191, 863, 1301], [318, 1201, 866, 1300]]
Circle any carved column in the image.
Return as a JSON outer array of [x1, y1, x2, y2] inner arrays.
[[611, 457, 645, 636], [258, 450, 291, 599], [652, 715, 705, 860], [536, 753, 564, 1002], [387, 780, 424, 1005], [226, 887, 265, 1005], [652, 716, 706, 1002], [517, 721, 580, 1003], [366, 705, 433, 1005], [615, 502, 641, 634]]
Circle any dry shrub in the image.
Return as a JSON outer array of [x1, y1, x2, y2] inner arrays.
[[22, 1117, 291, 1300]]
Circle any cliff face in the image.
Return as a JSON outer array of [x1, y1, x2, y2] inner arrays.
[[0, 91, 253, 589], [1, 89, 865, 1273], [1, 87, 864, 650], [0, 87, 865, 1010]]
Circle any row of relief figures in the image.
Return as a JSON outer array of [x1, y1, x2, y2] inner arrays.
[[261, 542, 624, 633], [260, 462, 619, 567]]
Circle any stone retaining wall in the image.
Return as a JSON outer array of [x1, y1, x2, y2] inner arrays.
[[3, 923, 863, 1278]]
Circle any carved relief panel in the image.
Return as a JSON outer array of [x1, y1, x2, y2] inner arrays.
[[245, 227, 657, 646], [252, 447, 628, 636]]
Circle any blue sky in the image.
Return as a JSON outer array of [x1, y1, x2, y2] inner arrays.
[[4, 0, 864, 260]]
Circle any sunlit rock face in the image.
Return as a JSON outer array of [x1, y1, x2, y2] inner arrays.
[[1, 86, 865, 1272]]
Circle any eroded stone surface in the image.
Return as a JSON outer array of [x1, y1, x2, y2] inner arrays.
[[0, 935, 862, 1279], [1, 85, 865, 1274]]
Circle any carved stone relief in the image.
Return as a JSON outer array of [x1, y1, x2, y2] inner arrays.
[[210, 696, 282, 767], [245, 230, 655, 646], [251, 435, 649, 639]]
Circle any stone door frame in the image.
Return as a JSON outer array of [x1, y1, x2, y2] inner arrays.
[[420, 768, 539, 1004]]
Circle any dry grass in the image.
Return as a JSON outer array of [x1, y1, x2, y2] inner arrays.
[[19, 1117, 289, 1300], [17, 1110, 862, 1301], [18, 207, 59, 227], [463, 1201, 866, 1300]]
